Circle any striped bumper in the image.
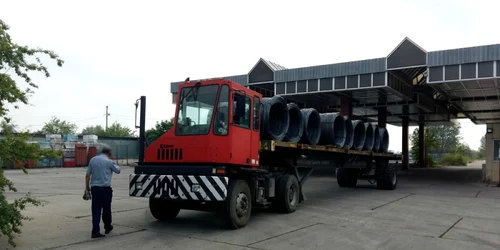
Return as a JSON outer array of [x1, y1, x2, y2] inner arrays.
[[129, 174, 228, 201]]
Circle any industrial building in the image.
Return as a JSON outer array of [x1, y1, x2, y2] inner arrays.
[[170, 37, 500, 184]]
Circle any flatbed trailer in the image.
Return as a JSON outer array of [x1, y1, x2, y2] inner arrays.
[[129, 79, 401, 228]]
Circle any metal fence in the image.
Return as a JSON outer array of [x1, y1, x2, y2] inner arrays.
[[99, 138, 139, 165], [0, 133, 140, 168]]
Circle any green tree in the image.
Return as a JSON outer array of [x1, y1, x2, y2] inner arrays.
[[81, 123, 135, 137], [103, 122, 135, 137], [39, 116, 77, 134], [0, 121, 17, 133], [410, 127, 440, 167], [81, 125, 105, 135], [427, 121, 461, 154], [0, 19, 63, 247], [478, 135, 486, 159], [145, 118, 174, 143]]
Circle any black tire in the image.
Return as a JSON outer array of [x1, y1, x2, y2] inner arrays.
[[274, 174, 300, 213], [376, 160, 397, 190], [336, 168, 358, 187], [149, 198, 181, 221], [224, 179, 252, 229]]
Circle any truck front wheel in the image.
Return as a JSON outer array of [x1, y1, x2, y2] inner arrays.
[[224, 179, 252, 229], [149, 198, 181, 221]]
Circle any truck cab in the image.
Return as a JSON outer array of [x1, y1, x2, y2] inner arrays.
[[145, 79, 262, 167]]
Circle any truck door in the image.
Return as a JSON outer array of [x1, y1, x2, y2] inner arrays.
[[231, 92, 252, 165], [250, 95, 261, 168]]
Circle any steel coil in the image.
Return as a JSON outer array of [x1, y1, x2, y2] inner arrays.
[[284, 103, 304, 143], [363, 123, 375, 151], [351, 120, 366, 151], [318, 113, 346, 148], [372, 124, 381, 152], [377, 127, 390, 153], [260, 95, 289, 141], [343, 116, 354, 149], [299, 108, 321, 145]]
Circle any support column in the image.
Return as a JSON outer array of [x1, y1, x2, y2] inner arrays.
[[378, 107, 387, 128], [418, 115, 426, 168], [340, 95, 352, 117], [402, 105, 409, 170]]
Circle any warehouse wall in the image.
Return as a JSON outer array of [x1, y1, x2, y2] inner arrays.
[[485, 123, 500, 184]]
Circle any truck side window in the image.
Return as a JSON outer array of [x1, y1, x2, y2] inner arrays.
[[233, 93, 250, 129], [214, 85, 229, 135], [253, 96, 260, 131]]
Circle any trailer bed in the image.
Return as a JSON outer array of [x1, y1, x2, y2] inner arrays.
[[260, 140, 401, 159]]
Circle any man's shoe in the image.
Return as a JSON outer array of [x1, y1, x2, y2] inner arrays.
[[92, 233, 105, 238], [105, 225, 113, 234]]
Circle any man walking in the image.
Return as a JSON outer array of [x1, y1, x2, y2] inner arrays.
[[85, 145, 121, 238]]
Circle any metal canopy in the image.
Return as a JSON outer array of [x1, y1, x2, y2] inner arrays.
[[170, 38, 500, 125]]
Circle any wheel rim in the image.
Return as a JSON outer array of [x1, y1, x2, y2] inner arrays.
[[288, 185, 298, 206], [235, 192, 249, 217]]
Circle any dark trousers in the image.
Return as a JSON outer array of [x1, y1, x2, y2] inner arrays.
[[91, 186, 113, 234]]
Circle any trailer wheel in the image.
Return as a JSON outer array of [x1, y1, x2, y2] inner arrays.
[[149, 198, 181, 221], [376, 160, 397, 190], [224, 179, 252, 229], [336, 168, 358, 187], [274, 174, 300, 213]]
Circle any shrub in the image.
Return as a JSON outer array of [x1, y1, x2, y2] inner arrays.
[[439, 153, 468, 166]]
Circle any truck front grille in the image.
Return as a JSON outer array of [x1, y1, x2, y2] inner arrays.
[[157, 148, 183, 160]]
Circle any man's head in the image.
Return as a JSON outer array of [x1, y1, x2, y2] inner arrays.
[[100, 145, 113, 158]]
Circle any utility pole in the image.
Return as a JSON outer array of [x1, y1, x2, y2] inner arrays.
[[105, 106, 110, 131]]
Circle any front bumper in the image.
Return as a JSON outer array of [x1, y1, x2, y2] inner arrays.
[[129, 174, 228, 201]]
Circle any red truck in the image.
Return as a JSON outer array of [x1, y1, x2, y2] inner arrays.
[[130, 79, 400, 228]]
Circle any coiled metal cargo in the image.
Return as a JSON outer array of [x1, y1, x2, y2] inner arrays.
[[351, 120, 366, 151], [372, 124, 381, 152], [363, 123, 375, 151], [318, 113, 346, 148], [260, 96, 289, 141], [284, 103, 303, 143], [377, 127, 390, 153], [343, 116, 354, 149], [299, 108, 321, 145]]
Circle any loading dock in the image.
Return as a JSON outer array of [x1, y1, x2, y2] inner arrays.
[[170, 37, 500, 184]]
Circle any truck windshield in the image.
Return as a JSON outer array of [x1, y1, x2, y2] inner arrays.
[[175, 84, 219, 135]]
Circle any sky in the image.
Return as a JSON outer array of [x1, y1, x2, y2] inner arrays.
[[1, 0, 497, 152]]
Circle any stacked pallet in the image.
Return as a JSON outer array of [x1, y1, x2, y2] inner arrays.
[[62, 134, 78, 167]]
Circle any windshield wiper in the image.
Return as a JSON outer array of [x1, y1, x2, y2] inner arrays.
[[179, 81, 202, 106]]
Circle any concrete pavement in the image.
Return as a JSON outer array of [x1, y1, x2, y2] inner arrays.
[[2, 163, 500, 250]]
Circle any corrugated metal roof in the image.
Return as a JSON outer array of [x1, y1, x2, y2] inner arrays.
[[224, 74, 248, 85], [170, 74, 248, 93], [428, 44, 500, 67], [261, 59, 288, 71], [274, 58, 386, 82]]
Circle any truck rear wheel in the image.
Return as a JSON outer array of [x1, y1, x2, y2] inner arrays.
[[376, 160, 397, 190], [336, 168, 358, 187], [149, 198, 181, 221], [274, 174, 300, 213], [224, 179, 252, 229]]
